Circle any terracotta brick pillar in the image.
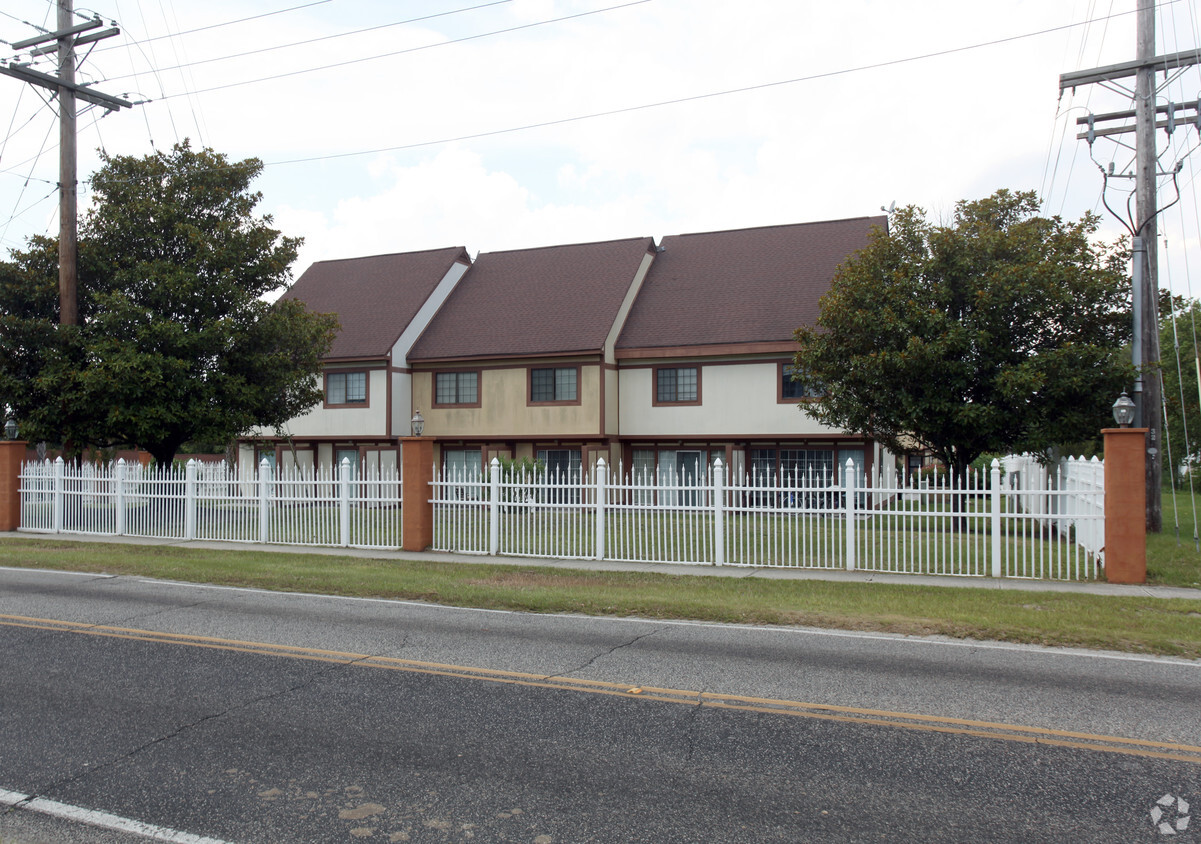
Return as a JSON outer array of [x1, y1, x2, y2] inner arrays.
[[0, 440, 27, 531], [401, 437, 434, 552], [1103, 427, 1147, 584]]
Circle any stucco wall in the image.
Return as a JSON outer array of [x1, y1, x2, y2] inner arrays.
[[414, 364, 602, 439], [270, 369, 390, 438], [619, 360, 840, 437]]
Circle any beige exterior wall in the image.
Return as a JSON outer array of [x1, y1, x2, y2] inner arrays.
[[619, 360, 841, 437], [414, 363, 603, 439], [604, 366, 620, 436], [391, 371, 411, 439]]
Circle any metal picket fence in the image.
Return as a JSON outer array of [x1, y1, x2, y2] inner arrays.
[[430, 457, 1105, 580], [18, 457, 402, 549], [19, 454, 1104, 580]]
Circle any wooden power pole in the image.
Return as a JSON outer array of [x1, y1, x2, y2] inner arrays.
[[0, 0, 130, 325], [1059, 0, 1200, 532]]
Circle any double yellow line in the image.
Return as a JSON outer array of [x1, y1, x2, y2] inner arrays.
[[5, 613, 1200, 764]]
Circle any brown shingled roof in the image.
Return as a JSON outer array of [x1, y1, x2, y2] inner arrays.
[[616, 217, 885, 351], [409, 237, 655, 361], [282, 247, 470, 359]]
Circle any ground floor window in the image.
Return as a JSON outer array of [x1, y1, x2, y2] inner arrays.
[[442, 448, 482, 477], [536, 449, 582, 481], [536, 448, 582, 503], [335, 448, 359, 480]]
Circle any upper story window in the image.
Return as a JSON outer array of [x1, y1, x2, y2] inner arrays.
[[780, 362, 823, 402], [435, 371, 479, 406], [326, 371, 367, 406], [530, 366, 579, 404], [655, 366, 699, 404]]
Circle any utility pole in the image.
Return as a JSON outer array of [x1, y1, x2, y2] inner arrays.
[[1058, 0, 1200, 532], [0, 0, 130, 326], [58, 0, 78, 326]]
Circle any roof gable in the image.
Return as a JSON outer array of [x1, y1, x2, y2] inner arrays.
[[616, 217, 885, 352], [282, 247, 471, 359], [410, 237, 655, 361]]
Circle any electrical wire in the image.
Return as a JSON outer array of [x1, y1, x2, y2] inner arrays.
[[98, 0, 336, 50], [108, 0, 647, 94], [97, 0, 513, 75]]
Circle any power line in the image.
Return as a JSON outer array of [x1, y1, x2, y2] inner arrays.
[[102, 0, 336, 49], [254, 4, 1161, 171], [107, 0, 635, 93], [97, 0, 512, 73]]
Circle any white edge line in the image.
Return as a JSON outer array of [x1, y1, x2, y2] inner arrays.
[[134, 579, 1201, 667], [0, 787, 233, 844], [0, 566, 116, 578]]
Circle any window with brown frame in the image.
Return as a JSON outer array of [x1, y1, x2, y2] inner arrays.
[[530, 366, 579, 403], [655, 366, 699, 404], [434, 371, 479, 406], [325, 371, 367, 406], [780, 363, 823, 402]]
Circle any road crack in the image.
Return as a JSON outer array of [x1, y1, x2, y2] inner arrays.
[[543, 627, 665, 680]]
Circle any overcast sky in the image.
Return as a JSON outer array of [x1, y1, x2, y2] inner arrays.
[[3, 0, 1201, 296]]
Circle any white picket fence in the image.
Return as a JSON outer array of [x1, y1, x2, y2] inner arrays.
[[18, 458, 402, 549], [18, 454, 1106, 580], [1002, 454, 1105, 561], [431, 457, 1105, 580]]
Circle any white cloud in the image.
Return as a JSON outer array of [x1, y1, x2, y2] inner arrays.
[[2, 0, 1199, 292]]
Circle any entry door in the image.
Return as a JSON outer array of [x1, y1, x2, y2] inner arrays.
[[838, 448, 866, 507], [336, 448, 359, 480], [677, 450, 703, 507]]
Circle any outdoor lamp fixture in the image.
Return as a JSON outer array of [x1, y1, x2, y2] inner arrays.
[[3, 418, 16, 440], [411, 410, 425, 437], [1112, 391, 1135, 428]]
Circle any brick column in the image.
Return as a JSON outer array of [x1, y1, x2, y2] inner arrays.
[[0, 440, 27, 531], [1102, 427, 1146, 584], [400, 437, 434, 552]]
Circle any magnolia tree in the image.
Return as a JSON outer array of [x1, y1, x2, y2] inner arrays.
[[793, 189, 1132, 484], [0, 142, 338, 465]]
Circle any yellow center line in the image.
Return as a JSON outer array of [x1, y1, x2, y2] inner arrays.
[[5, 613, 1199, 764]]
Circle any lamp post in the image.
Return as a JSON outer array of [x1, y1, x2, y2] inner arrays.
[[1103, 391, 1147, 583], [0, 416, 21, 531], [1112, 392, 1135, 428], [402, 410, 432, 551]]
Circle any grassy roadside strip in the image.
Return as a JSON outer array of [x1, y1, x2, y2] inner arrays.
[[2, 537, 1200, 659]]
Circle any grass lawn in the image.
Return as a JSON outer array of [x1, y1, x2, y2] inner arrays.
[[1150, 484, 1201, 588], [1, 535, 1199, 659]]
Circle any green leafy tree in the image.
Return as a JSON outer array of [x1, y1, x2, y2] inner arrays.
[[793, 189, 1132, 484], [0, 141, 338, 465], [1161, 299, 1201, 482]]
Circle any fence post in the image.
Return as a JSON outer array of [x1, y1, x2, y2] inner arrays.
[[713, 458, 725, 566], [990, 459, 1002, 578], [114, 458, 127, 537], [0, 439, 26, 531], [1102, 427, 1146, 583], [489, 457, 500, 556], [258, 458, 271, 544], [844, 458, 856, 571], [183, 459, 197, 540], [595, 458, 607, 561], [400, 437, 434, 551], [53, 456, 64, 534], [339, 458, 351, 547]]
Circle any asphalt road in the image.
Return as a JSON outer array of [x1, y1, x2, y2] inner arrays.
[[1, 566, 1199, 843]]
